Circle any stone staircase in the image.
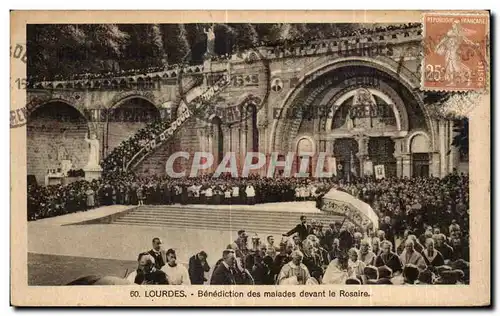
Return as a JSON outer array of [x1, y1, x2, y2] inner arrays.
[[126, 73, 230, 172], [111, 205, 343, 234]]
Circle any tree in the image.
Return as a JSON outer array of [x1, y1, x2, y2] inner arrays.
[[450, 119, 469, 158], [161, 24, 191, 64], [230, 23, 258, 49]]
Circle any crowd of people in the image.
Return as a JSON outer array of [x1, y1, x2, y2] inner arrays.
[[28, 64, 178, 83], [123, 209, 469, 286], [101, 119, 172, 174], [27, 174, 331, 220], [260, 23, 420, 50], [28, 170, 469, 250]]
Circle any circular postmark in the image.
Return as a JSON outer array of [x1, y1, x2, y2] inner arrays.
[[10, 91, 53, 129]]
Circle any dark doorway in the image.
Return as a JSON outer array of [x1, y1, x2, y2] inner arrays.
[[412, 153, 430, 177]]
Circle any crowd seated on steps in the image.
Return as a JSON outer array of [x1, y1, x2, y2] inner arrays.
[[27, 171, 469, 249]]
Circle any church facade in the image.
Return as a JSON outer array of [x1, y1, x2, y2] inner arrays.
[[25, 25, 467, 185]]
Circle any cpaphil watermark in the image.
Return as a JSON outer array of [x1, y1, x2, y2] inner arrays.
[[164, 151, 339, 179]]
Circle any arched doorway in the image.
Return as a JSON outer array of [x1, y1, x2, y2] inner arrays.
[[296, 137, 314, 175], [410, 133, 430, 177], [368, 137, 397, 178], [270, 61, 428, 154], [106, 97, 160, 153], [27, 101, 89, 185], [211, 117, 224, 165], [333, 138, 359, 181]]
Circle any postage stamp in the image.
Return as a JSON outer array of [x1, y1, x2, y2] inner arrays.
[[422, 12, 489, 91]]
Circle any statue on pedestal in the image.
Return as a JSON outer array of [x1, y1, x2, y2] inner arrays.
[[83, 132, 102, 181], [203, 24, 216, 57], [84, 133, 101, 169]]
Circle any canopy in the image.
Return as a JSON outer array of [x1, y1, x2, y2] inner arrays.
[[320, 188, 379, 231]]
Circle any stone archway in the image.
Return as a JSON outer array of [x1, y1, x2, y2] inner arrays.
[[295, 136, 315, 175], [27, 101, 90, 185], [409, 132, 431, 177], [269, 58, 432, 153], [105, 97, 161, 154]]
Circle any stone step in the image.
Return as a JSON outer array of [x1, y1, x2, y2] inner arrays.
[[111, 205, 343, 233], [112, 220, 285, 234], [112, 218, 342, 234], [114, 215, 324, 226], [121, 211, 335, 222], [124, 208, 334, 217]]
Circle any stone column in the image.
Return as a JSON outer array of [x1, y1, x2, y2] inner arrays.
[[355, 135, 369, 176], [430, 152, 441, 177], [391, 137, 404, 178], [439, 120, 447, 178], [221, 125, 231, 155], [401, 153, 411, 178], [448, 121, 459, 173]]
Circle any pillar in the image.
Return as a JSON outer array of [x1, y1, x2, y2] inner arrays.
[[355, 135, 369, 176], [431, 152, 441, 177], [391, 137, 404, 178], [448, 121, 459, 173], [439, 120, 447, 177], [401, 153, 411, 177]]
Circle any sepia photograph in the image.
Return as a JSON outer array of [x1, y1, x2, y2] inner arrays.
[[10, 10, 490, 306]]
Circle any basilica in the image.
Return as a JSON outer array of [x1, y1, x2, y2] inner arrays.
[[26, 24, 467, 185]]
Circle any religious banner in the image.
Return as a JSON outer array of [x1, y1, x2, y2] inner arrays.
[[363, 160, 374, 176], [374, 164, 386, 179]]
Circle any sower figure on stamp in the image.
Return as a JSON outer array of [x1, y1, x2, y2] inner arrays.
[[435, 20, 480, 87]]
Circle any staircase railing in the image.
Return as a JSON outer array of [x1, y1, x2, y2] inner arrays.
[[124, 72, 231, 172]]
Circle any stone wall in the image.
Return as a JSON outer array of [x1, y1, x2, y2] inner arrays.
[[27, 102, 89, 185]]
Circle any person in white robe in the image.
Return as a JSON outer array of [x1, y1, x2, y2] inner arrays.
[[323, 253, 353, 284], [161, 249, 191, 285], [277, 250, 310, 285], [348, 248, 366, 278]]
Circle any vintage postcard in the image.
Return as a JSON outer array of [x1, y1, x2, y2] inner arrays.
[[10, 10, 490, 306]]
